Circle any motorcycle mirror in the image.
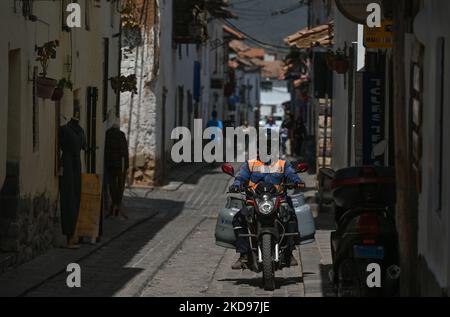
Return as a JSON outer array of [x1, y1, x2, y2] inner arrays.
[[221, 163, 235, 177], [372, 140, 388, 158], [295, 163, 309, 174]]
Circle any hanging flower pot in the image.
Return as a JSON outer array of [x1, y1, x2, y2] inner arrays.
[[36, 76, 58, 99], [51, 87, 64, 101], [333, 59, 349, 74], [35, 40, 59, 99]]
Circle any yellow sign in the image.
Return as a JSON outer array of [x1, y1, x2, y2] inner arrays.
[[76, 174, 102, 240], [364, 20, 393, 48]]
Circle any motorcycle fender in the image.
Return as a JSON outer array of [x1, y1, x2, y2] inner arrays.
[[257, 225, 279, 241]]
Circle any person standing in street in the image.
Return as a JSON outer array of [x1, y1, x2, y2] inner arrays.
[[206, 111, 224, 163], [294, 117, 307, 157], [59, 105, 86, 249], [264, 116, 277, 130], [206, 110, 224, 140], [242, 120, 250, 154], [282, 112, 294, 156], [104, 117, 129, 220], [280, 123, 289, 159]]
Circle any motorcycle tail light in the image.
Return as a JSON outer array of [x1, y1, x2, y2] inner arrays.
[[274, 196, 282, 210], [356, 213, 380, 235], [362, 166, 376, 177]]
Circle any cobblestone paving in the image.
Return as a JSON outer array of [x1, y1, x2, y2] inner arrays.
[[1, 164, 334, 297], [141, 219, 305, 297]]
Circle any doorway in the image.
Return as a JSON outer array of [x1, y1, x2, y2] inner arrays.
[[0, 49, 22, 252], [7, 49, 21, 164]]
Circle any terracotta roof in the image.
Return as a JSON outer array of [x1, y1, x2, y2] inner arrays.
[[229, 40, 265, 59], [284, 27, 310, 44], [240, 48, 265, 59], [250, 58, 265, 67], [223, 24, 245, 40], [261, 60, 284, 79], [229, 40, 250, 53], [284, 21, 334, 49], [236, 56, 254, 67]]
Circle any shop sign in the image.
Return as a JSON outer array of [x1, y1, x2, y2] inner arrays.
[[364, 20, 393, 48]]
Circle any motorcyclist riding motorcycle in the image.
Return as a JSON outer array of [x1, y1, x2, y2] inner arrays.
[[229, 156, 304, 270]]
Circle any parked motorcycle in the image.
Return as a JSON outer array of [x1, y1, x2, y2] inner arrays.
[[329, 165, 400, 297], [215, 162, 314, 290]]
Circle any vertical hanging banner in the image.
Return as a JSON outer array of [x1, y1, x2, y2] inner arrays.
[[363, 69, 385, 165], [193, 61, 201, 102]]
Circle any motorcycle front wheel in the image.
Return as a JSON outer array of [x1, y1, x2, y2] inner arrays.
[[262, 234, 275, 291]]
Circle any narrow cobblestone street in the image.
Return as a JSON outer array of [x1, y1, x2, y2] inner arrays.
[[0, 165, 334, 297]]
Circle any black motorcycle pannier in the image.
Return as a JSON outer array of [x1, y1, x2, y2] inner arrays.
[[332, 166, 396, 209]]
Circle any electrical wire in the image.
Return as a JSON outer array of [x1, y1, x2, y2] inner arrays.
[[229, 9, 271, 19], [230, 0, 262, 6], [229, 7, 269, 14], [271, 0, 308, 16]]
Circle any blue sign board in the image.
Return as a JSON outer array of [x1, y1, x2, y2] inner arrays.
[[363, 70, 385, 165], [193, 61, 201, 102]]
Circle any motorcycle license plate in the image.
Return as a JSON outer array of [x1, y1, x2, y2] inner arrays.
[[354, 246, 384, 260]]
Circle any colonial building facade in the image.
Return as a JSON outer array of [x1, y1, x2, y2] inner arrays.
[[0, 0, 121, 270]]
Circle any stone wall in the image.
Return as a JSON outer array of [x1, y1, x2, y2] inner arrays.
[[0, 162, 61, 270], [120, 28, 160, 186]]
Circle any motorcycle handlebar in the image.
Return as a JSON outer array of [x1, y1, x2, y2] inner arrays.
[[228, 183, 306, 195]]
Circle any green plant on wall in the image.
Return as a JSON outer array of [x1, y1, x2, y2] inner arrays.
[[57, 77, 73, 90], [36, 40, 59, 77], [110, 74, 138, 94]]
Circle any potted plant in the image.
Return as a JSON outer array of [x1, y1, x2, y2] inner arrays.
[[36, 40, 59, 99], [52, 77, 73, 101], [110, 74, 138, 94], [332, 50, 349, 74]]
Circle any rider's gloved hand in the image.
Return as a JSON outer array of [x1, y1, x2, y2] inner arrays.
[[229, 184, 242, 193], [295, 182, 306, 189]]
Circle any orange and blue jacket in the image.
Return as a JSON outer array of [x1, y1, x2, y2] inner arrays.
[[233, 160, 301, 190]]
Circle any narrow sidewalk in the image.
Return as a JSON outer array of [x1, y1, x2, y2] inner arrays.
[[0, 163, 206, 297], [296, 170, 336, 297]]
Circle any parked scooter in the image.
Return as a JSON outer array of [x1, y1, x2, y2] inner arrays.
[[215, 162, 315, 290], [329, 164, 400, 297]]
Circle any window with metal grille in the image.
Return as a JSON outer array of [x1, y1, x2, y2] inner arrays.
[[13, 0, 34, 17]]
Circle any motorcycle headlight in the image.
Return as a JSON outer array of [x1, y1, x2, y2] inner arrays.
[[257, 197, 275, 215]]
